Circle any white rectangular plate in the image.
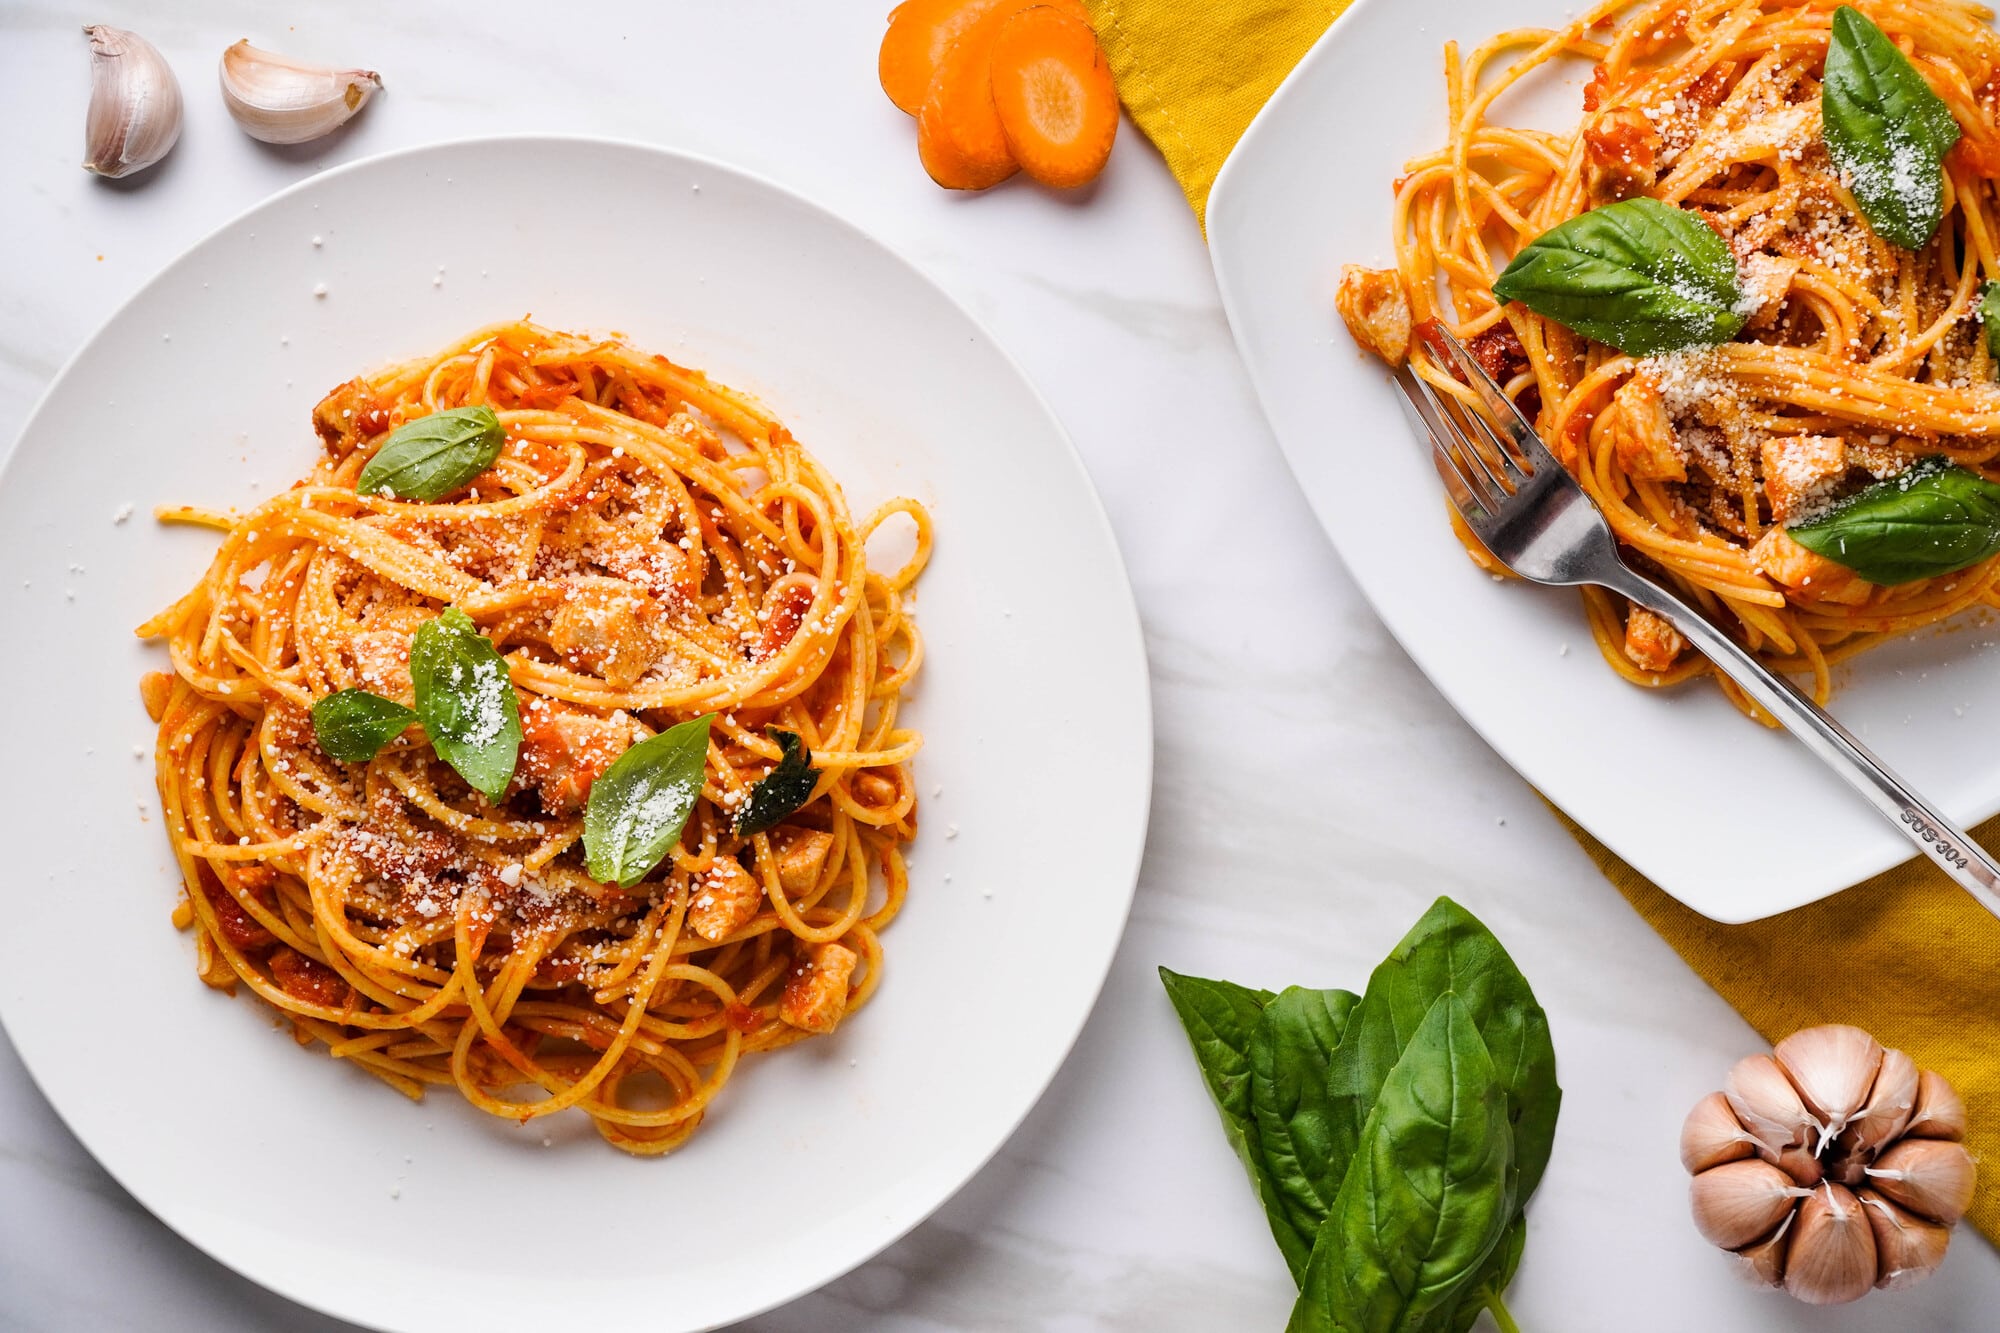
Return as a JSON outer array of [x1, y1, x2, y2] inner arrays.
[[1207, 0, 2000, 922]]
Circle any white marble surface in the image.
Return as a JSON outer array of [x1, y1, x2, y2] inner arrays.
[[0, 3, 1994, 1330]]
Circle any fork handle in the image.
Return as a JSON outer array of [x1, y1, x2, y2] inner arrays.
[[1603, 566, 2000, 918]]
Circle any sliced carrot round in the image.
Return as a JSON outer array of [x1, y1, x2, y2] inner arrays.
[[990, 7, 1118, 190], [881, 0, 1092, 117]]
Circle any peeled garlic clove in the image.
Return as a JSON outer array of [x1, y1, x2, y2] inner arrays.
[[1775, 1024, 1883, 1148], [1682, 1091, 1759, 1174], [219, 39, 381, 145], [1729, 1211, 1792, 1288], [1842, 1047, 1918, 1160], [1865, 1138, 1977, 1225], [1860, 1188, 1951, 1290], [1905, 1068, 1967, 1142], [1726, 1053, 1819, 1155], [1691, 1158, 1810, 1250], [1784, 1184, 1878, 1306], [83, 25, 183, 178]]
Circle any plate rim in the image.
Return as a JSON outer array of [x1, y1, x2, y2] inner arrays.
[[0, 131, 1155, 1331]]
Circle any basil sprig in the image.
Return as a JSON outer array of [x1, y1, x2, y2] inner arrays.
[[1787, 458, 2000, 584], [1162, 898, 1560, 1332], [356, 406, 505, 501], [409, 608, 522, 800], [1822, 5, 1961, 250], [1490, 198, 1746, 355], [734, 728, 818, 836], [311, 688, 416, 764], [583, 715, 713, 888], [1981, 281, 2000, 358]]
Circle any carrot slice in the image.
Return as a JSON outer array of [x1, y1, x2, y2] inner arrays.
[[990, 7, 1119, 189], [881, 0, 1091, 117]]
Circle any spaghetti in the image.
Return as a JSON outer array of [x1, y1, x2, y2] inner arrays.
[[139, 321, 929, 1153], [1338, 0, 2000, 721]]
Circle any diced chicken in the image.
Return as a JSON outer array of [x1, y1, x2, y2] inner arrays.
[[516, 700, 634, 814], [771, 827, 835, 894], [1760, 435, 1846, 524], [1335, 265, 1413, 366], [268, 946, 352, 1009], [548, 578, 664, 687], [1751, 527, 1874, 606], [687, 856, 764, 942], [1608, 377, 1686, 481], [1739, 254, 1801, 330], [311, 378, 392, 459], [1583, 106, 1661, 202], [343, 629, 416, 704], [589, 528, 697, 601], [140, 670, 174, 723], [1623, 607, 1684, 672], [851, 770, 899, 809], [780, 941, 859, 1034]]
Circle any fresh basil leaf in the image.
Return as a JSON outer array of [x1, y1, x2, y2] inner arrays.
[[356, 405, 506, 502], [1324, 897, 1561, 1217], [311, 688, 416, 764], [735, 728, 817, 836], [1788, 458, 2000, 584], [1287, 994, 1515, 1333], [1161, 969, 1320, 1278], [584, 714, 713, 888], [409, 607, 522, 800], [1441, 1215, 1528, 1333], [1981, 282, 2000, 359], [1249, 985, 1363, 1273], [1822, 5, 1961, 250], [1490, 197, 1746, 355]]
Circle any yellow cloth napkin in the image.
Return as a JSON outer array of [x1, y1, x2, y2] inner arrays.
[[1087, 0, 2000, 1242]]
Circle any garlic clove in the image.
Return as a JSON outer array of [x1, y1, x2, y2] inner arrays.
[[1784, 1184, 1878, 1306], [1681, 1091, 1759, 1174], [1841, 1047, 1918, 1160], [219, 39, 381, 145], [1905, 1068, 1967, 1142], [1729, 1211, 1792, 1288], [83, 25, 183, 178], [1691, 1158, 1810, 1250], [1725, 1053, 1819, 1156], [1774, 1024, 1883, 1149], [1865, 1138, 1977, 1226], [1860, 1188, 1951, 1290], [1770, 1141, 1824, 1188]]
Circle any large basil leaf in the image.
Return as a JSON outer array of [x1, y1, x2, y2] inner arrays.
[[1287, 994, 1515, 1333], [1323, 898, 1561, 1217], [1981, 281, 2000, 358], [1490, 197, 1746, 355], [1250, 985, 1365, 1272], [356, 405, 506, 501], [311, 687, 415, 764], [1160, 969, 1318, 1278], [584, 715, 713, 888], [1788, 458, 2000, 584], [1440, 1215, 1527, 1333], [735, 728, 818, 836], [409, 607, 522, 800], [1822, 6, 1961, 250]]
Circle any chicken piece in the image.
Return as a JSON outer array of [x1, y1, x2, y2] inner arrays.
[[1739, 254, 1801, 330], [548, 577, 664, 687], [1760, 436, 1846, 525], [587, 527, 698, 601], [1583, 105, 1661, 202], [1751, 527, 1873, 606], [1335, 265, 1413, 366], [311, 378, 392, 460], [851, 770, 899, 809], [780, 941, 859, 1034], [1607, 377, 1686, 481], [687, 856, 764, 942], [343, 629, 416, 704], [268, 946, 352, 1009], [1623, 607, 1684, 672], [771, 827, 835, 894], [516, 700, 634, 814], [140, 670, 175, 723]]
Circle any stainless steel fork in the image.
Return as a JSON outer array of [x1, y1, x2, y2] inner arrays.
[[1397, 321, 2000, 919]]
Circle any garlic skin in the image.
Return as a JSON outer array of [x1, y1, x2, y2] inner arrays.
[[1730, 1211, 1792, 1288], [1726, 1053, 1818, 1155], [1907, 1069, 1967, 1141], [1861, 1189, 1951, 1290], [1681, 1091, 1758, 1173], [1784, 1184, 1878, 1306], [83, 25, 182, 178], [1842, 1047, 1918, 1160], [1775, 1024, 1883, 1148], [1690, 1159, 1809, 1249], [219, 40, 381, 145], [1865, 1138, 1977, 1226]]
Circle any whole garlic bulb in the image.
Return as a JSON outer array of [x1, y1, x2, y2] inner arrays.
[[1683, 1025, 1974, 1304]]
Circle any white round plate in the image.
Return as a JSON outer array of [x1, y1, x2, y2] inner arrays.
[[0, 136, 1151, 1333]]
